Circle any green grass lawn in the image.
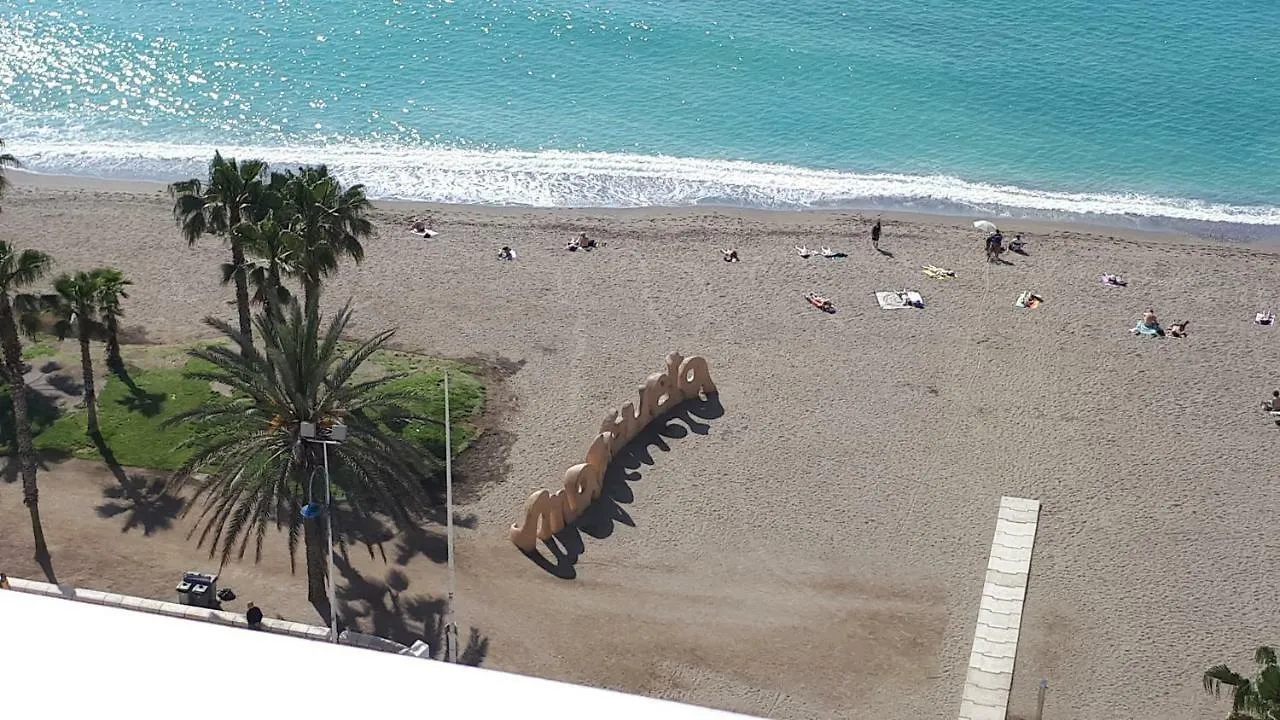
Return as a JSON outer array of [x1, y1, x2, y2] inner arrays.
[[32, 362, 219, 469], [21, 349, 485, 471], [21, 343, 57, 360]]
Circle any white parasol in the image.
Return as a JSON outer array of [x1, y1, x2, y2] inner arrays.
[[973, 220, 999, 234]]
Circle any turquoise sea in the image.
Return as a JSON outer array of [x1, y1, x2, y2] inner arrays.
[[1, 0, 1278, 229]]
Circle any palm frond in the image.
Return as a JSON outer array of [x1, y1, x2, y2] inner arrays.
[[168, 298, 447, 593]]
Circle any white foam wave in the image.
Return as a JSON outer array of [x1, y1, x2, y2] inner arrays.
[[9, 139, 1280, 225]]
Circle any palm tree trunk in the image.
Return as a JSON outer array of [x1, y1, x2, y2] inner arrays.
[[78, 327, 99, 437], [303, 514, 330, 608], [105, 316, 122, 372], [303, 279, 319, 316], [0, 297, 49, 562], [229, 238, 254, 348], [263, 262, 281, 319]]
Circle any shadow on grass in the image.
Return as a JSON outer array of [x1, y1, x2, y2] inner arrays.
[[525, 393, 725, 579], [112, 366, 165, 418], [330, 553, 490, 665], [96, 474, 185, 536], [0, 386, 63, 468]]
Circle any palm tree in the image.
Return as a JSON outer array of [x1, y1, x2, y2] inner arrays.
[[0, 138, 18, 207], [95, 268, 131, 372], [168, 300, 441, 608], [1204, 646, 1280, 719], [169, 152, 273, 350], [229, 219, 297, 319], [0, 242, 54, 565], [51, 271, 106, 437], [276, 166, 372, 312]]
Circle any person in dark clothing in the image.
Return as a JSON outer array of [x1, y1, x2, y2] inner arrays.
[[246, 602, 264, 630], [871, 219, 882, 250]]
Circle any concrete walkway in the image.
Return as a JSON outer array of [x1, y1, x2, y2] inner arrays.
[[958, 496, 1041, 720]]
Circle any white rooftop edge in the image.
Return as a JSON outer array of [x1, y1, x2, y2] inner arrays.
[[0, 583, 760, 719]]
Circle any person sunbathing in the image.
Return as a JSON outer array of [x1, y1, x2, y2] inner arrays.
[[1008, 234, 1027, 254], [410, 219, 438, 238], [1256, 311, 1275, 325], [721, 249, 740, 262], [1102, 274, 1127, 287], [576, 232, 597, 250], [498, 246, 516, 260], [795, 245, 814, 258], [1263, 390, 1280, 412], [1168, 320, 1189, 338], [806, 292, 835, 312]]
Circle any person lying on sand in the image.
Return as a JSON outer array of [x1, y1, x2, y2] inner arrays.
[[1256, 311, 1275, 325], [1168, 320, 1189, 338], [498, 246, 516, 260], [1102, 274, 1127, 287], [410, 220, 439, 238], [820, 246, 847, 258], [795, 245, 814, 258], [721, 249, 740, 262], [805, 292, 835, 312]]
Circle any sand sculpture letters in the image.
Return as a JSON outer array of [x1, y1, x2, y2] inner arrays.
[[508, 352, 717, 552]]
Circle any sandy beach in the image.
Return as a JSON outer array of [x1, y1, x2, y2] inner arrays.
[[2, 172, 1279, 719]]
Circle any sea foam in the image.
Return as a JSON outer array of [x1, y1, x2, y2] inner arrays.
[[11, 139, 1280, 227]]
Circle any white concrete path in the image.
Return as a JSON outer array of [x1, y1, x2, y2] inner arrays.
[[958, 496, 1041, 720]]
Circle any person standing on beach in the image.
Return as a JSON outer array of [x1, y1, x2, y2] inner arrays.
[[871, 219, 882, 251]]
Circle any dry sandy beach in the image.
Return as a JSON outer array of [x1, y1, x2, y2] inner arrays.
[[2, 173, 1280, 719]]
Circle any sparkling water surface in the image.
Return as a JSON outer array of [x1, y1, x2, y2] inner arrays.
[[2, 0, 1278, 226]]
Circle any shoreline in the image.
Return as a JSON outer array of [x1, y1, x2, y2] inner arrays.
[[9, 168, 1274, 246]]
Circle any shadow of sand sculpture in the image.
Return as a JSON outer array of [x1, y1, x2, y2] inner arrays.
[[332, 553, 490, 665], [528, 394, 725, 579]]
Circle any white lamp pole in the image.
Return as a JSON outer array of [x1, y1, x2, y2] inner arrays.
[[443, 372, 458, 663], [301, 421, 345, 645], [322, 441, 337, 644]]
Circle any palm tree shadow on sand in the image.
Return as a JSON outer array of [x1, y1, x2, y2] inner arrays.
[[329, 553, 490, 666], [525, 393, 725, 579]]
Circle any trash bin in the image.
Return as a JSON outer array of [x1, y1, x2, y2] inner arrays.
[[175, 579, 193, 605], [178, 572, 219, 609]]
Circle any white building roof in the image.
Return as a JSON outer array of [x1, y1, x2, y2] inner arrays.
[[0, 587, 758, 719]]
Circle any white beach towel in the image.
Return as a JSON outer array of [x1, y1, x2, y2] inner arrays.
[[875, 291, 924, 310]]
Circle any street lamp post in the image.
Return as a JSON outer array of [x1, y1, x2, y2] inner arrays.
[[300, 421, 346, 644]]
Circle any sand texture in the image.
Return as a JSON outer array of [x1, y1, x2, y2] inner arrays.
[[2, 177, 1280, 720]]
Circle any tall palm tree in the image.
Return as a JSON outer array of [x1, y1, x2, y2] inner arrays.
[[1204, 646, 1280, 719], [276, 166, 372, 312], [229, 219, 297, 319], [51, 271, 106, 437], [0, 138, 18, 207], [168, 152, 273, 350], [0, 242, 54, 564], [168, 300, 441, 608], [95, 268, 131, 372]]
